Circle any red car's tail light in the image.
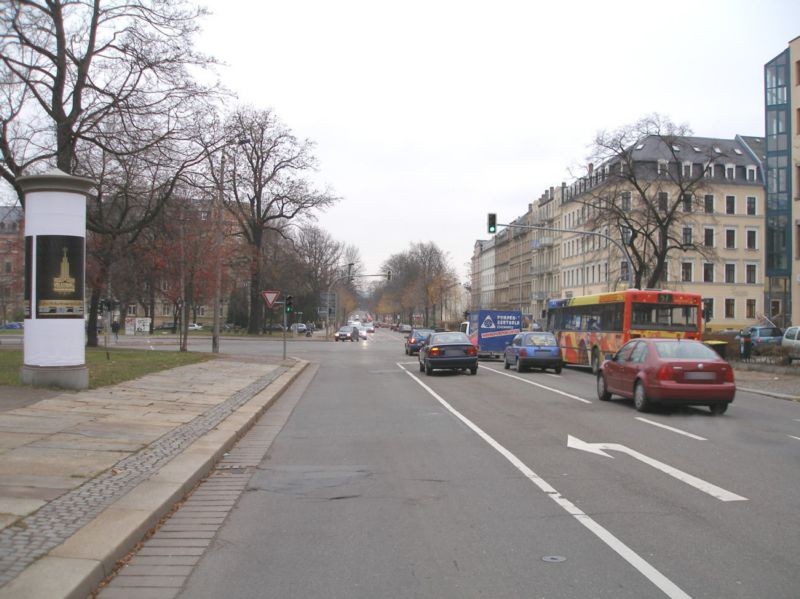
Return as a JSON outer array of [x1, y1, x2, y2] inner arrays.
[[722, 367, 734, 383], [465, 346, 477, 356], [519, 348, 528, 357], [429, 347, 442, 357], [656, 364, 675, 381]]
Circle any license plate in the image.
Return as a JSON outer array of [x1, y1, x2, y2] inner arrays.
[[685, 372, 715, 381]]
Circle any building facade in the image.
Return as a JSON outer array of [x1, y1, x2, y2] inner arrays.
[[473, 134, 767, 332], [0, 206, 24, 324], [767, 36, 800, 325]]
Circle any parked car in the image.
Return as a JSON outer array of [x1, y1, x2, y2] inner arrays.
[[405, 328, 434, 355], [2, 322, 22, 330], [155, 322, 176, 332], [736, 325, 783, 355], [503, 331, 563, 373], [596, 338, 735, 415], [265, 323, 284, 332], [290, 323, 307, 334], [188, 323, 203, 331], [781, 326, 800, 361], [399, 324, 412, 334], [418, 331, 479, 375]]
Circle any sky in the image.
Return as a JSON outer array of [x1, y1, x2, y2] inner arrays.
[[26, 1, 800, 283]]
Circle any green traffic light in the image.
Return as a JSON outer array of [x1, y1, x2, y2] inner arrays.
[[488, 213, 497, 234]]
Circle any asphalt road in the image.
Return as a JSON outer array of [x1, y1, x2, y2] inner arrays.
[[153, 328, 800, 599]]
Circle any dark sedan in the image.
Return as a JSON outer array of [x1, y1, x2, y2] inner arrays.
[[503, 331, 563, 373], [405, 328, 434, 355], [418, 331, 478, 375], [597, 338, 735, 415]]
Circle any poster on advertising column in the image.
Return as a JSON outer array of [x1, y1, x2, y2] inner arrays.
[[36, 235, 85, 318]]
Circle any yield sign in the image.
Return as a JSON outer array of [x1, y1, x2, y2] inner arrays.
[[261, 290, 280, 309]]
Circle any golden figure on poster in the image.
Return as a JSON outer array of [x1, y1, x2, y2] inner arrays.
[[53, 247, 76, 294]]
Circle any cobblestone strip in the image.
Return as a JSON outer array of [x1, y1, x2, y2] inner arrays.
[[96, 409, 287, 598], [0, 367, 287, 588]]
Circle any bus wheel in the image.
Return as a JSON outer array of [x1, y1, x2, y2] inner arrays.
[[591, 348, 600, 375]]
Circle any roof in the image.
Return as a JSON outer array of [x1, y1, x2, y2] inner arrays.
[[631, 135, 762, 167]]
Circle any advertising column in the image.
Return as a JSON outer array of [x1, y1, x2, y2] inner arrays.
[[17, 168, 95, 390]]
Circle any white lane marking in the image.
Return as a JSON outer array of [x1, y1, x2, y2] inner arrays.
[[789, 435, 800, 441], [482, 365, 592, 404], [568, 435, 746, 502], [635, 417, 708, 441], [397, 362, 691, 599]]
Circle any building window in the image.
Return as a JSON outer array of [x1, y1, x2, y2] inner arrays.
[[747, 166, 756, 181], [658, 160, 668, 175], [703, 298, 714, 321], [682, 194, 692, 212], [725, 299, 735, 318], [681, 262, 693, 282], [682, 227, 692, 245], [725, 229, 736, 249], [704, 228, 714, 247], [725, 164, 735, 179], [726, 195, 735, 214], [658, 192, 668, 211], [746, 264, 757, 284], [746, 299, 756, 319], [746, 229, 757, 250], [161, 303, 171, 316], [704, 194, 714, 213], [3, 262, 10, 274], [620, 261, 629, 281], [703, 263, 714, 282], [746, 196, 756, 215], [621, 191, 631, 212], [683, 162, 692, 177], [127, 305, 137, 316], [725, 263, 736, 283]]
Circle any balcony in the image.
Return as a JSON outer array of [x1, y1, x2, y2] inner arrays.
[[531, 237, 554, 250]]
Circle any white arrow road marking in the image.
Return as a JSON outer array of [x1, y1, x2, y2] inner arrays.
[[567, 435, 747, 502], [635, 417, 708, 441], [398, 363, 691, 599], [482, 365, 592, 404], [789, 435, 800, 441]]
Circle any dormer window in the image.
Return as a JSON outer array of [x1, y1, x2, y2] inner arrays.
[[682, 162, 692, 177], [658, 160, 668, 175], [725, 164, 735, 179]]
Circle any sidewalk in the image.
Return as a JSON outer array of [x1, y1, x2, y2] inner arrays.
[[0, 354, 308, 599]]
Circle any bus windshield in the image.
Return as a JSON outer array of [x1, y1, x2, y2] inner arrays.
[[630, 303, 698, 331]]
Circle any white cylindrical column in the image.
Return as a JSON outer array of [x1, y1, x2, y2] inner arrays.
[[17, 168, 95, 390]]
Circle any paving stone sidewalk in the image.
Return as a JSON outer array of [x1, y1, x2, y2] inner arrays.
[[0, 355, 307, 599]]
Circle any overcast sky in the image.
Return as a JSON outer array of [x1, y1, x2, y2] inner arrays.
[[155, 2, 800, 279]]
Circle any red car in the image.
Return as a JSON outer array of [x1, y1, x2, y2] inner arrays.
[[597, 338, 735, 415]]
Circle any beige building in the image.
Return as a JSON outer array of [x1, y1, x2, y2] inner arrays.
[[473, 134, 767, 333]]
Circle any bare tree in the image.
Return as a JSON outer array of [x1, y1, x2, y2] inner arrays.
[[573, 114, 718, 289], [0, 0, 218, 199], [222, 107, 337, 333]]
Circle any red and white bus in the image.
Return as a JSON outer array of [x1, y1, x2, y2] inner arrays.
[[546, 289, 703, 373]]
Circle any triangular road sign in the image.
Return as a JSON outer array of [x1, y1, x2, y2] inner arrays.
[[261, 290, 280, 308]]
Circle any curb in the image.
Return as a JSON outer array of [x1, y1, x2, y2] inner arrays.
[[737, 386, 800, 402], [0, 359, 309, 599]]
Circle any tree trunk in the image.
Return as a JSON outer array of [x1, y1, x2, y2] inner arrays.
[[86, 286, 101, 347]]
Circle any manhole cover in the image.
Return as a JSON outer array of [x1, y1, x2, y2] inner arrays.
[[542, 555, 566, 563]]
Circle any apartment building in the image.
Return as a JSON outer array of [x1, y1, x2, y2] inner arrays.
[[474, 134, 767, 332], [0, 206, 24, 324], [766, 35, 800, 326]]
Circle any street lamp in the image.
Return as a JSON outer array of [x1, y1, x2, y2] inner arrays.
[[212, 138, 248, 354]]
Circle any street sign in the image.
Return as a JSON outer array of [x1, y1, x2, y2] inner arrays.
[[261, 290, 280, 309]]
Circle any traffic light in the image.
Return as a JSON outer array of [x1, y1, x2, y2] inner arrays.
[[285, 295, 294, 313], [386, 269, 392, 281], [487, 213, 497, 234]]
